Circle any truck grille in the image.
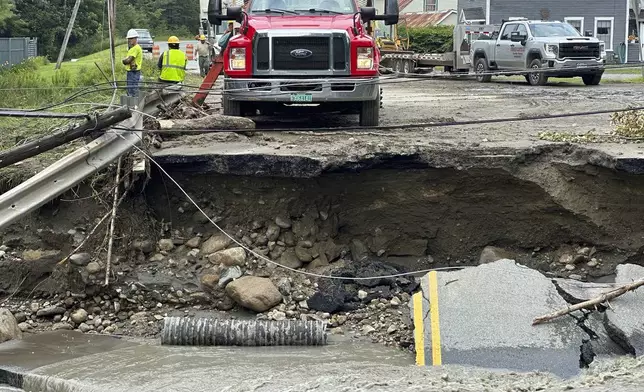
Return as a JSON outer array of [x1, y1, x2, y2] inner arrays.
[[559, 42, 601, 59], [254, 34, 347, 72]]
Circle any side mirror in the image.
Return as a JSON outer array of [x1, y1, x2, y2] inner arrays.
[[227, 6, 243, 22], [151, 35, 155, 39], [208, 0, 223, 25], [383, 0, 399, 25], [360, 7, 376, 23], [584, 30, 593, 37], [366, 0, 373, 5], [510, 32, 526, 42]]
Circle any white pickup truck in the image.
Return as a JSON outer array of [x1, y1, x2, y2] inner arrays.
[[471, 19, 607, 86]]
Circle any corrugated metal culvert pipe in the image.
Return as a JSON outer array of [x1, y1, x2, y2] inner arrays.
[[161, 317, 328, 346]]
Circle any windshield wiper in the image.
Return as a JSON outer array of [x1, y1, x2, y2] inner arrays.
[[257, 8, 299, 15], [304, 8, 343, 14]]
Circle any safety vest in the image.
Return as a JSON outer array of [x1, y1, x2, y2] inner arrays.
[[160, 49, 187, 82]]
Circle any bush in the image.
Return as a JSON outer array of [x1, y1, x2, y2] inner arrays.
[[402, 25, 454, 53]]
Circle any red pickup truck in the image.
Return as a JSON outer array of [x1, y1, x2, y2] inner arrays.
[[208, 0, 399, 126]]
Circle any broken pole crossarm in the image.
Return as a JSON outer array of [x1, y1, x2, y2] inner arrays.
[[532, 279, 644, 325], [0, 106, 131, 170]]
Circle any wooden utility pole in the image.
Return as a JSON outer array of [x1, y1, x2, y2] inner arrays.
[[55, 0, 82, 70], [107, 0, 117, 84]]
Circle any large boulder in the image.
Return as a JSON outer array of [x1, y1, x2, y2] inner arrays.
[[201, 234, 231, 255], [208, 247, 246, 267], [0, 308, 22, 343], [225, 276, 282, 312]]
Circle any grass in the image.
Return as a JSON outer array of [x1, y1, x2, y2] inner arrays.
[[605, 67, 644, 74]]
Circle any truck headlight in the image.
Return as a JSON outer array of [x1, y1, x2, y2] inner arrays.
[[357, 47, 374, 69], [230, 48, 246, 70], [545, 44, 559, 58], [599, 43, 606, 59]]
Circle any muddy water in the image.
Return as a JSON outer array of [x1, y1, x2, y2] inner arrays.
[[13, 335, 643, 392]]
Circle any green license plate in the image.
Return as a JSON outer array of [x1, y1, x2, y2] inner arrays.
[[290, 93, 313, 102]]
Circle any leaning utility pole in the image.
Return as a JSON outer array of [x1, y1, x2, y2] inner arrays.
[[55, 0, 82, 70], [107, 0, 117, 84]]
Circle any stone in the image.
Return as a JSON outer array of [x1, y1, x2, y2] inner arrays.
[[52, 322, 73, 331], [350, 239, 369, 262], [69, 253, 92, 266], [148, 254, 165, 262], [478, 246, 516, 265], [282, 231, 296, 246], [358, 290, 368, 300], [293, 215, 317, 239], [323, 239, 342, 262], [18, 322, 31, 332], [307, 255, 329, 270], [218, 266, 243, 288], [294, 245, 313, 263], [86, 262, 102, 274], [185, 237, 202, 248], [387, 324, 399, 334], [78, 323, 91, 332], [587, 259, 599, 268], [271, 311, 287, 321], [388, 239, 428, 257], [200, 274, 220, 291], [0, 308, 22, 343], [208, 247, 247, 267], [276, 277, 292, 296], [70, 308, 88, 324], [307, 281, 350, 314], [565, 264, 576, 271], [568, 274, 583, 281], [158, 239, 175, 252], [201, 234, 231, 255], [390, 297, 401, 307], [132, 240, 155, 254], [12, 312, 26, 323], [409, 259, 589, 378], [22, 249, 61, 261], [36, 306, 65, 317], [361, 325, 376, 334], [275, 216, 292, 229], [603, 264, 644, 356], [278, 248, 303, 269], [225, 276, 283, 312], [266, 223, 281, 242]]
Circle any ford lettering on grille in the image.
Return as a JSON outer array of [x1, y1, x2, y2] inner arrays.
[[290, 49, 313, 59]]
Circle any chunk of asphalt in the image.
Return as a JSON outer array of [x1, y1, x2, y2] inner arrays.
[[602, 263, 644, 356], [552, 279, 617, 305], [410, 259, 588, 378]]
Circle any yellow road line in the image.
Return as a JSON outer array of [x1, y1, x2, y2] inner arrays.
[[429, 271, 442, 366], [412, 291, 425, 366]]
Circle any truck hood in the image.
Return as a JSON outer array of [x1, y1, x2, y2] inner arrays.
[[537, 36, 602, 44], [248, 14, 355, 31]]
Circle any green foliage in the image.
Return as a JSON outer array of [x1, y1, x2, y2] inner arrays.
[[0, 0, 199, 60], [401, 25, 454, 53]]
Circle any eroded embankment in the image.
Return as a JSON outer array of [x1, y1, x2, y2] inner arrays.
[[1, 145, 644, 346]]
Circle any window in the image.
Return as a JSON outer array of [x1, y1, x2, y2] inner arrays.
[[500, 24, 518, 40], [564, 17, 584, 34], [594, 17, 614, 51], [424, 0, 437, 12], [515, 24, 528, 37]]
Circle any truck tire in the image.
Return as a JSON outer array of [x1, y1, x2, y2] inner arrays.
[[475, 58, 492, 83], [360, 95, 380, 127], [527, 59, 548, 86], [223, 96, 241, 116], [582, 72, 603, 86]]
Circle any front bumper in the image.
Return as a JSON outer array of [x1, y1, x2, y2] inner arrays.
[[223, 77, 379, 102], [543, 58, 605, 74]]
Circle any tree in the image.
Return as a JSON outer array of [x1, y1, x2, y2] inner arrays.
[[0, 0, 15, 29]]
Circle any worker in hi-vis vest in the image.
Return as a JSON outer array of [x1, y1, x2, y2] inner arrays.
[[157, 36, 187, 83]]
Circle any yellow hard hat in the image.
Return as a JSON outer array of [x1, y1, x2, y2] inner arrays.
[[199, 34, 206, 40], [168, 36, 180, 44]]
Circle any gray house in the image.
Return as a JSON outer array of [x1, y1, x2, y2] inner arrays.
[[457, 0, 631, 62]]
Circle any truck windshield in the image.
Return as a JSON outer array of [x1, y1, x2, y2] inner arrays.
[[250, 0, 356, 14], [529, 23, 581, 37]]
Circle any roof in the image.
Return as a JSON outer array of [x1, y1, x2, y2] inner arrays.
[[399, 0, 414, 12], [402, 10, 456, 27], [461, 7, 485, 21]]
